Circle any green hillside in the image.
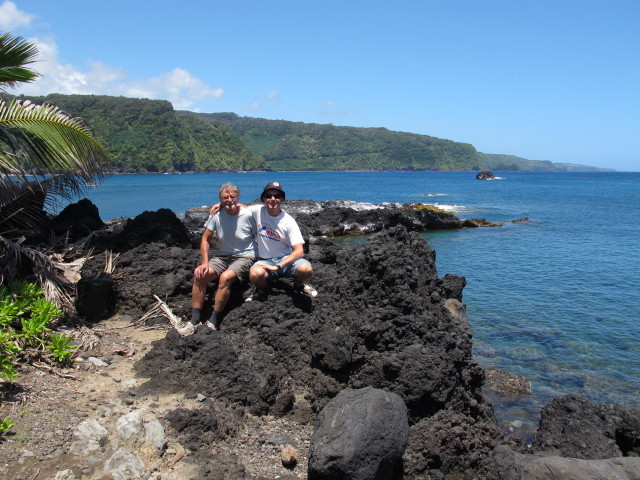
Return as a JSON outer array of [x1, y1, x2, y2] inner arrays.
[[185, 112, 481, 171], [13, 94, 267, 173], [7, 94, 609, 172], [476, 152, 614, 172]]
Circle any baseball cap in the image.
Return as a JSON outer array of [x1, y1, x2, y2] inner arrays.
[[261, 181, 286, 200]]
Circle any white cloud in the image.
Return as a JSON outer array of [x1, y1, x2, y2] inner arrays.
[[241, 101, 261, 112], [12, 36, 223, 111], [317, 100, 354, 119], [2, 1, 223, 111], [265, 89, 280, 102], [144, 68, 223, 110], [0, 1, 34, 31]]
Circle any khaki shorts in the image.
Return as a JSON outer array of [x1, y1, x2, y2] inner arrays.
[[209, 255, 255, 283]]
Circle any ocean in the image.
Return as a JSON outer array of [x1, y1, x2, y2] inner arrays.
[[62, 171, 640, 438]]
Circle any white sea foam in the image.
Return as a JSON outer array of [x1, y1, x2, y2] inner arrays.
[[431, 203, 466, 213]]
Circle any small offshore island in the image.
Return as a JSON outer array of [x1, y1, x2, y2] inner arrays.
[[3, 198, 637, 480]]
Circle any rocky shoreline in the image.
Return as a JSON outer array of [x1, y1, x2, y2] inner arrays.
[[1, 199, 638, 480]]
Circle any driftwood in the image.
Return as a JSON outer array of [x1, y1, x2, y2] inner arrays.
[[127, 295, 183, 331]]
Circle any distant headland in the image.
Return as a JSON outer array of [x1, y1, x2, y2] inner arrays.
[[10, 93, 614, 174]]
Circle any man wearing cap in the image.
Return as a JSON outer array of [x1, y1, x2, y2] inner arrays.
[[180, 183, 257, 335], [246, 181, 316, 301]]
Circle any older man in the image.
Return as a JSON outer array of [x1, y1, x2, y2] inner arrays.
[[180, 183, 256, 335]]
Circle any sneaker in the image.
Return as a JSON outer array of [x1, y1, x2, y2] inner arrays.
[[177, 322, 196, 336], [205, 320, 218, 331], [245, 287, 268, 303], [295, 282, 318, 298]]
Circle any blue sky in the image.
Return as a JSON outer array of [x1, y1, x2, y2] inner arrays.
[[2, 0, 638, 171]]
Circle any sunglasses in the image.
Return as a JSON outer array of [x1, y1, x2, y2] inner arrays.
[[263, 193, 282, 199]]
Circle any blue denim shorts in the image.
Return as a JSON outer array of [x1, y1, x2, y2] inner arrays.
[[254, 256, 311, 280]]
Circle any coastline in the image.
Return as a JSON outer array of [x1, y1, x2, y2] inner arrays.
[[2, 198, 638, 479]]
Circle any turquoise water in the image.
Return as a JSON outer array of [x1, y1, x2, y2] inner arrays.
[[63, 171, 640, 434]]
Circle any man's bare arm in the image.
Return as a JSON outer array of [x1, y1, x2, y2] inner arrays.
[[210, 202, 248, 215]]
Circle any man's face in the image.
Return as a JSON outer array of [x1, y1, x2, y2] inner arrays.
[[262, 190, 283, 210], [220, 190, 238, 210]]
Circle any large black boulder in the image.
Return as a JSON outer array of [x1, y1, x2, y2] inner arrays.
[[52, 198, 106, 242], [308, 387, 409, 480], [113, 208, 191, 251]]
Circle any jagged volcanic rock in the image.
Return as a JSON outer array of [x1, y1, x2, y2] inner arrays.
[[69, 200, 639, 477], [533, 395, 640, 459]]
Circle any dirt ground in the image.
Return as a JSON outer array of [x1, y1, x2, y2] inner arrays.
[[0, 317, 312, 480]]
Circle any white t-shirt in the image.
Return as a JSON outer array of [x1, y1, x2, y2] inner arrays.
[[204, 208, 257, 257], [248, 204, 304, 259]]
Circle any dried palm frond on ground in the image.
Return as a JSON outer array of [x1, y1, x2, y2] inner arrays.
[[103, 250, 118, 275], [18, 243, 75, 314], [72, 324, 104, 351], [125, 295, 182, 330]]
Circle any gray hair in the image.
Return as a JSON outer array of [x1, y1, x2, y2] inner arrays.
[[218, 183, 240, 200]]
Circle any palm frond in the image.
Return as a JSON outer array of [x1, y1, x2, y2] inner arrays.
[[0, 235, 75, 313], [0, 174, 88, 233], [0, 32, 39, 90], [0, 234, 23, 284], [0, 99, 110, 181]]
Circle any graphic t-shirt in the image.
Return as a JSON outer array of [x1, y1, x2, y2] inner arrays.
[[248, 205, 304, 259], [204, 208, 257, 257]]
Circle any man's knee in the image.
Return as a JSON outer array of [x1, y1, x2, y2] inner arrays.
[[249, 265, 266, 282], [295, 262, 313, 279], [218, 269, 238, 288]]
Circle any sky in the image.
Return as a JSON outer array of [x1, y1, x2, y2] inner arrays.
[[1, 0, 639, 171]]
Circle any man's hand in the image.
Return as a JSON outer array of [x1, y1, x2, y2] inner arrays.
[[260, 264, 279, 272], [194, 263, 210, 279], [210, 202, 248, 214]]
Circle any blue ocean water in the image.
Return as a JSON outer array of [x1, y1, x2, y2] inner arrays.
[[63, 171, 639, 436]]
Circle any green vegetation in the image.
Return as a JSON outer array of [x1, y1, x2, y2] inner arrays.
[[7, 91, 608, 173], [1, 281, 76, 435], [0, 32, 110, 294], [0, 281, 76, 381], [188, 112, 610, 172], [476, 152, 613, 172], [0, 417, 14, 435], [186, 112, 481, 171], [14, 94, 267, 173]]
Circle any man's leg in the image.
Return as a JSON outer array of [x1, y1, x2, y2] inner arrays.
[[293, 261, 313, 283], [209, 269, 238, 328], [291, 260, 317, 297], [249, 264, 270, 292], [191, 268, 217, 325]]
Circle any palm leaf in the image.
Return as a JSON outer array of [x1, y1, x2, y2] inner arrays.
[[0, 174, 87, 233], [0, 99, 109, 181], [0, 32, 109, 316], [0, 32, 39, 89]]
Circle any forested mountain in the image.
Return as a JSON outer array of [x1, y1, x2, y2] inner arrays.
[[476, 153, 614, 172], [11, 94, 266, 173], [185, 112, 610, 172], [184, 112, 481, 171], [7, 94, 607, 172]]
